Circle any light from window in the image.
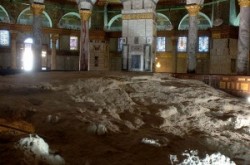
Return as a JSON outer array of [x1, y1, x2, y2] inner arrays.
[[198, 36, 209, 52], [118, 38, 123, 52], [0, 30, 10, 46], [22, 38, 33, 71], [70, 36, 78, 50], [177, 36, 187, 52], [50, 39, 59, 49], [156, 37, 165, 52]]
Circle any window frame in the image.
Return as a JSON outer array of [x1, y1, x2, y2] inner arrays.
[[0, 30, 10, 47], [177, 36, 187, 52], [69, 36, 78, 51], [117, 37, 123, 52], [156, 37, 166, 52], [50, 38, 59, 50], [198, 36, 210, 53]]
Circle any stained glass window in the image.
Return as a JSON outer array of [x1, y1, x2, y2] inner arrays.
[[0, 30, 10, 46], [156, 37, 165, 52], [70, 36, 78, 50], [177, 36, 187, 52], [198, 36, 209, 52]]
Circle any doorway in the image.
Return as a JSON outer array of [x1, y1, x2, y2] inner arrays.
[[22, 38, 33, 71], [20, 38, 48, 71]]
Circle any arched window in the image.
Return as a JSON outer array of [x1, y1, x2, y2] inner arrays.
[[178, 12, 212, 30], [232, 14, 240, 26], [107, 14, 122, 32], [156, 13, 173, 31], [17, 7, 52, 27], [58, 12, 81, 30], [107, 13, 173, 32], [0, 5, 10, 23]]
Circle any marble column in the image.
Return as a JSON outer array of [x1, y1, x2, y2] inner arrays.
[[31, 3, 45, 71], [79, 10, 91, 71], [121, 0, 159, 72], [186, 4, 201, 73], [236, 0, 250, 75], [171, 36, 178, 73], [10, 31, 18, 70], [104, 3, 108, 30], [51, 34, 59, 70]]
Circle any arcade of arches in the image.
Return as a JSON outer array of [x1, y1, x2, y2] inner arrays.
[[1, 1, 250, 165], [0, 0, 249, 74]]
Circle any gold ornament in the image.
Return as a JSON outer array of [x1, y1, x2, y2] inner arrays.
[[79, 10, 92, 21], [31, 3, 45, 16], [185, 4, 201, 16], [238, 0, 250, 7]]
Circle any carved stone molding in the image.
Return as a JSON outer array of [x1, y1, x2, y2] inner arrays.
[[238, 0, 250, 7], [122, 12, 155, 20], [185, 4, 201, 16]]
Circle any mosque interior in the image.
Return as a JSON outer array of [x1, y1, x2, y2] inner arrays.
[[0, 0, 250, 165]]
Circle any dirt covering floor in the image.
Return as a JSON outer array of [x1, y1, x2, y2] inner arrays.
[[0, 71, 250, 165]]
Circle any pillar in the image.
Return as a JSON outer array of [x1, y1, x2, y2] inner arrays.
[[121, 0, 159, 72], [104, 3, 108, 30], [236, 0, 250, 75], [31, 3, 45, 71], [171, 36, 178, 73], [51, 34, 59, 70], [185, 4, 201, 73], [79, 10, 92, 71], [10, 31, 18, 70]]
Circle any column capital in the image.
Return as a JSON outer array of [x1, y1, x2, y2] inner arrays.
[[185, 4, 201, 16], [79, 10, 92, 21], [238, 0, 250, 7], [31, 3, 45, 16]]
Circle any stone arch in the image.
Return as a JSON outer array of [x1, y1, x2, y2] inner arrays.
[[232, 14, 240, 26], [0, 5, 10, 23], [17, 7, 52, 27], [156, 13, 173, 31], [58, 12, 81, 30], [107, 13, 174, 32], [107, 14, 122, 31], [178, 12, 212, 30]]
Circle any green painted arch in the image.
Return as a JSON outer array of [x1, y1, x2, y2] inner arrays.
[[232, 14, 240, 26], [156, 13, 173, 30], [58, 12, 94, 30], [107, 13, 173, 31], [107, 14, 122, 31], [178, 12, 212, 30], [61, 12, 81, 19], [58, 12, 81, 30], [0, 5, 10, 23], [17, 7, 52, 27], [157, 13, 171, 22]]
